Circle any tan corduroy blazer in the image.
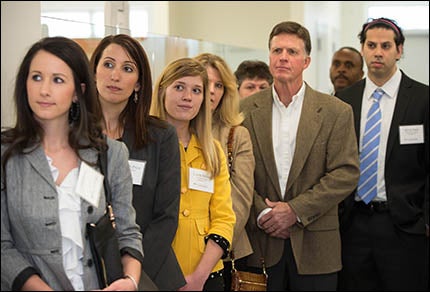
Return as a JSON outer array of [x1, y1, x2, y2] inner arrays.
[[212, 124, 255, 260], [240, 84, 360, 274]]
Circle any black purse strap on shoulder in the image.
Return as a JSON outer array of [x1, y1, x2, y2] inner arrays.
[[98, 145, 112, 204], [98, 139, 116, 227]]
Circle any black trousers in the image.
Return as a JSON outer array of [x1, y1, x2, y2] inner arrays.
[[338, 204, 429, 291], [204, 269, 225, 291]]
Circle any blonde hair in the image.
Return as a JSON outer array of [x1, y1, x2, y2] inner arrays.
[[150, 57, 221, 177], [194, 53, 244, 128]]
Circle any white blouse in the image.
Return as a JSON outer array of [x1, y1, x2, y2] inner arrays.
[[47, 156, 84, 290]]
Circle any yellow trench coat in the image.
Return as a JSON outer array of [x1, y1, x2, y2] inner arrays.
[[172, 134, 236, 276]]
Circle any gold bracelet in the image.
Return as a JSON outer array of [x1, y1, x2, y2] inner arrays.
[[124, 274, 138, 291]]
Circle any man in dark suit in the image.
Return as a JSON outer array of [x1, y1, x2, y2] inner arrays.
[[240, 21, 360, 291], [336, 17, 429, 291]]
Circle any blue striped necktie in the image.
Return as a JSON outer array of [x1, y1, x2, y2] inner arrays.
[[357, 88, 384, 204]]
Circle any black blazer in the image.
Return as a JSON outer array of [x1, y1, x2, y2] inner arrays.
[[336, 71, 429, 235], [122, 121, 185, 290]]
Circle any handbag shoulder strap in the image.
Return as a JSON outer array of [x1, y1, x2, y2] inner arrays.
[[231, 241, 267, 275], [98, 137, 112, 204], [227, 126, 236, 173], [98, 139, 117, 227]]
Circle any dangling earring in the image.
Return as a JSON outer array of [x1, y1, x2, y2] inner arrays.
[[134, 90, 138, 104], [69, 101, 80, 123]]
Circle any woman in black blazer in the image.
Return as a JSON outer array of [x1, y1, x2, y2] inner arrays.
[[90, 34, 185, 291]]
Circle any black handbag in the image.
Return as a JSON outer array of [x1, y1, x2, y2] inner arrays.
[[86, 148, 123, 288]]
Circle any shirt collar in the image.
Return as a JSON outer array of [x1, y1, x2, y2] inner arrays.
[[272, 82, 306, 109], [365, 68, 401, 100]]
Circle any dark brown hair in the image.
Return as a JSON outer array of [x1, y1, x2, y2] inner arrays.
[[234, 60, 273, 87], [358, 17, 405, 47], [1, 36, 104, 185], [90, 34, 165, 150]]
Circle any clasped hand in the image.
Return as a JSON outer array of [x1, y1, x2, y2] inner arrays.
[[258, 198, 297, 239]]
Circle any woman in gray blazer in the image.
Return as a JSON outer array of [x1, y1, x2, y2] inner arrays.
[[1, 36, 143, 291]]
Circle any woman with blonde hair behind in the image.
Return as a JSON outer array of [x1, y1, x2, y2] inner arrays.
[[194, 53, 255, 291], [150, 57, 236, 291]]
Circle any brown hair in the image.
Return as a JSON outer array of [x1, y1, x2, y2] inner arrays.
[[269, 21, 312, 55]]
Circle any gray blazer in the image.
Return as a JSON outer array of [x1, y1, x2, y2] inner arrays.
[[241, 84, 360, 274], [1, 138, 143, 290]]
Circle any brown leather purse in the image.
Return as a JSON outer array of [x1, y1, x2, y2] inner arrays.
[[230, 250, 267, 291]]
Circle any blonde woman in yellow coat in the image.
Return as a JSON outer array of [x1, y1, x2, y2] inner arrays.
[[150, 57, 236, 291]]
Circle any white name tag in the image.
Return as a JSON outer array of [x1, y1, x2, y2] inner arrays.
[[399, 124, 424, 145], [75, 161, 104, 207], [189, 167, 214, 193], [128, 159, 146, 185]]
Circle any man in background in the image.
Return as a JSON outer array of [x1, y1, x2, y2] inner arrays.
[[330, 46, 364, 95], [235, 60, 273, 99]]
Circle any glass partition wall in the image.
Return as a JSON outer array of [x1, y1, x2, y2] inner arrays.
[[42, 16, 268, 84]]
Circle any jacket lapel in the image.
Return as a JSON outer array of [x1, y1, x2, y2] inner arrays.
[[285, 85, 322, 196], [25, 145, 57, 192], [184, 134, 202, 167], [386, 72, 412, 161], [25, 144, 98, 191], [250, 92, 282, 198]]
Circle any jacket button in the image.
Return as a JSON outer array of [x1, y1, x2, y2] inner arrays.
[[181, 187, 187, 194], [87, 259, 93, 267], [87, 206, 93, 214], [182, 209, 190, 217]]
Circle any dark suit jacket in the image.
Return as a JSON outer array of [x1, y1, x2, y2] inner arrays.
[[240, 83, 360, 274], [336, 71, 429, 235], [122, 121, 185, 290]]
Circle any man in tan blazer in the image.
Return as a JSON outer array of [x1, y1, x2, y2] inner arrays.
[[240, 21, 360, 291]]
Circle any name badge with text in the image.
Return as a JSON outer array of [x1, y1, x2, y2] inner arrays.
[[189, 167, 214, 193], [399, 124, 424, 145], [128, 159, 146, 185], [75, 161, 104, 207]]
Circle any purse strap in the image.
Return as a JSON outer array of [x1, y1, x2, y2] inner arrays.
[[98, 145, 112, 204], [98, 138, 116, 228], [227, 126, 236, 174], [231, 243, 267, 276]]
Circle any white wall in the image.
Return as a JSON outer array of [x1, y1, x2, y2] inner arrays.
[[168, 1, 304, 51], [1, 1, 41, 128], [167, 1, 336, 90], [1, 1, 428, 128], [398, 32, 429, 85]]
